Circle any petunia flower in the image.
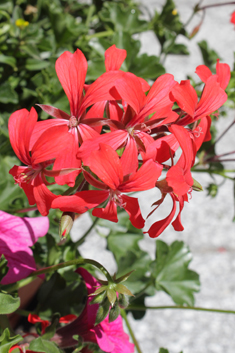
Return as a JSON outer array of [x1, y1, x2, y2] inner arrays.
[[52, 268, 134, 353], [0, 211, 49, 285]]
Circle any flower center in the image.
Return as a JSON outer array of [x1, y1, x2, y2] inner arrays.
[[15, 166, 42, 187], [69, 116, 78, 129]]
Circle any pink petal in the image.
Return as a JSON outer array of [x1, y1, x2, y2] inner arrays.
[[55, 49, 88, 117], [0, 210, 49, 284]]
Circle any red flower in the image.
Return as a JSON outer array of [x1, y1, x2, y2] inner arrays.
[[171, 75, 227, 126], [32, 49, 128, 186], [195, 59, 230, 90], [8, 108, 75, 215], [230, 11, 235, 26], [53, 143, 162, 228]]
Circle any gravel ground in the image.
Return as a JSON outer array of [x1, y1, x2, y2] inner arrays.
[[72, 1, 235, 352]]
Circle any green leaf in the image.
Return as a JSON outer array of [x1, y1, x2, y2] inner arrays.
[[197, 40, 220, 70], [159, 349, 169, 353], [152, 240, 200, 306], [99, 2, 148, 35], [0, 328, 22, 353], [25, 58, 50, 71], [0, 81, 18, 104], [130, 53, 165, 80], [0, 54, 16, 69], [29, 337, 60, 352], [0, 255, 8, 282], [0, 291, 20, 314]]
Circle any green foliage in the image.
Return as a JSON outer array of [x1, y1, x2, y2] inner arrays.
[[0, 291, 20, 314], [151, 240, 200, 306], [197, 40, 220, 70], [0, 328, 22, 353], [29, 337, 61, 352]]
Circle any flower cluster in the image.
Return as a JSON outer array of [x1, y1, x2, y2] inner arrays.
[[8, 46, 230, 237]]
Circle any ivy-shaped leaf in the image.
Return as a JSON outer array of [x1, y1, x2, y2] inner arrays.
[[0, 328, 22, 353], [151, 240, 200, 306], [0, 291, 20, 314], [29, 337, 60, 352]]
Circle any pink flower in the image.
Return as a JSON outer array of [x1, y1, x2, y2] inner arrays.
[[0, 211, 49, 285], [54, 268, 134, 353]]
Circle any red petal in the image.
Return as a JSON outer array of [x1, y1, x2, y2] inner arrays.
[[195, 65, 212, 82], [8, 107, 37, 165], [78, 130, 128, 165], [122, 195, 145, 229], [33, 175, 58, 216], [120, 136, 138, 176], [52, 190, 109, 213], [78, 123, 100, 142], [195, 75, 227, 120], [52, 132, 81, 187], [119, 160, 162, 192], [172, 194, 186, 231], [81, 71, 123, 112], [171, 80, 198, 117], [89, 144, 123, 189], [193, 116, 211, 151], [29, 119, 67, 151], [143, 134, 179, 164], [37, 104, 70, 120], [92, 200, 118, 223], [166, 165, 192, 196], [114, 72, 146, 114], [31, 125, 73, 165], [105, 45, 126, 71], [137, 74, 176, 122], [59, 314, 77, 324], [216, 59, 231, 90], [146, 194, 176, 238], [9, 165, 36, 205], [55, 49, 88, 117]]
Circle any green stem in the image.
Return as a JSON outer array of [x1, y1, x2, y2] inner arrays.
[[199, 1, 235, 11], [85, 30, 113, 40], [192, 168, 235, 180], [128, 305, 235, 315], [121, 309, 143, 353], [3, 258, 113, 293], [74, 217, 99, 247]]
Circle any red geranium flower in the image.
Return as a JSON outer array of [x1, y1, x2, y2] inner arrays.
[[53, 143, 162, 228]]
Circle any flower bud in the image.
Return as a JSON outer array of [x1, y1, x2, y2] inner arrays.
[[59, 212, 75, 238], [95, 297, 110, 325], [118, 293, 129, 309], [109, 302, 120, 322], [90, 290, 107, 305], [107, 288, 117, 307], [192, 178, 203, 192]]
